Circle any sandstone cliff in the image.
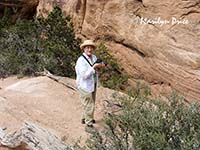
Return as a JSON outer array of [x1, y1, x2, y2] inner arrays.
[[36, 0, 200, 101]]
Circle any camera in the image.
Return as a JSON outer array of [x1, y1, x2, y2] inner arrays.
[[94, 58, 107, 66]]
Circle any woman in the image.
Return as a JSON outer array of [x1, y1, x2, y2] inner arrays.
[[75, 40, 105, 128]]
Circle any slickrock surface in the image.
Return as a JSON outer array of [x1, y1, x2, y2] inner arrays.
[[0, 76, 116, 145]]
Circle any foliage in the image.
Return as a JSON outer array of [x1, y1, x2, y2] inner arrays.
[[0, 6, 81, 77], [78, 87, 200, 150], [94, 43, 128, 90]]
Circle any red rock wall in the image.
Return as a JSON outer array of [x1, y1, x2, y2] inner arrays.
[[36, 0, 200, 101]]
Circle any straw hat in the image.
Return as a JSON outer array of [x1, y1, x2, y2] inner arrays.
[[80, 40, 96, 50]]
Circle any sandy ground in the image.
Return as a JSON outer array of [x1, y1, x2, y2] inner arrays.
[[0, 76, 116, 145]]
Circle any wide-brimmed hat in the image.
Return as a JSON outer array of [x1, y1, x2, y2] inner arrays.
[[80, 40, 96, 50]]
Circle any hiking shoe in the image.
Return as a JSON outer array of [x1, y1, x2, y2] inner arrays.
[[81, 119, 85, 124], [92, 119, 96, 124]]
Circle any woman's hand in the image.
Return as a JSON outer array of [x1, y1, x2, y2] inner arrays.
[[93, 63, 106, 70]]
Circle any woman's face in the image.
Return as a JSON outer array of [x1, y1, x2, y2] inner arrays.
[[83, 45, 94, 57]]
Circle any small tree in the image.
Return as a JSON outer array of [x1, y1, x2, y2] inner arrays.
[[94, 43, 128, 90], [0, 6, 81, 77], [80, 88, 200, 150]]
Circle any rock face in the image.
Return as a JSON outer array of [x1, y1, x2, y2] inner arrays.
[[0, 76, 117, 145], [36, 0, 200, 101]]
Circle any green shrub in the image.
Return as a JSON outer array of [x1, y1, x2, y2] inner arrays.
[[0, 6, 81, 77], [81, 88, 200, 150], [95, 43, 128, 90], [36, 6, 81, 77]]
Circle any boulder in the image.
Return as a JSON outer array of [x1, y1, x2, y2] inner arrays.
[[0, 122, 70, 150]]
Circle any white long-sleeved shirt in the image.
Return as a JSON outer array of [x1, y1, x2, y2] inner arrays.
[[75, 53, 98, 93]]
